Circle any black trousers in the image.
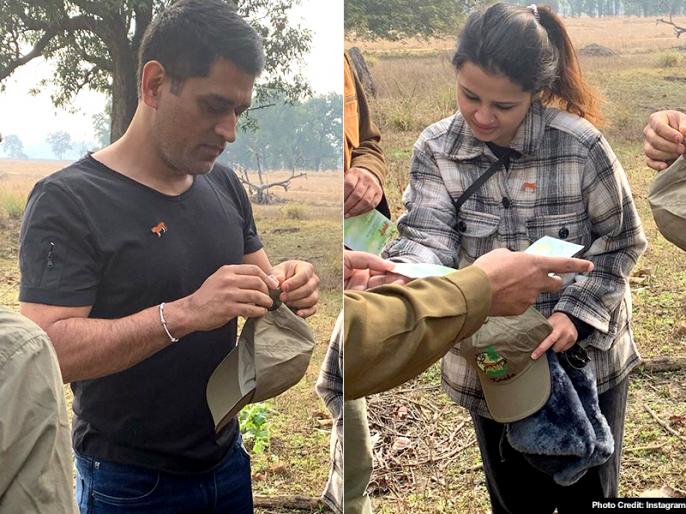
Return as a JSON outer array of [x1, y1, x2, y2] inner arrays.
[[470, 378, 629, 514]]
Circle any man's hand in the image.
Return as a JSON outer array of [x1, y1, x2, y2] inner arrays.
[[182, 265, 277, 330], [271, 260, 320, 318], [531, 312, 578, 360], [472, 249, 593, 317], [643, 110, 686, 171], [344, 250, 407, 290], [344, 167, 383, 217]]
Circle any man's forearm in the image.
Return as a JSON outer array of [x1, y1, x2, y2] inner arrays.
[[343, 267, 490, 400], [45, 297, 195, 383]]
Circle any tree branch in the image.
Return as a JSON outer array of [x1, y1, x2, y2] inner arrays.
[[247, 103, 276, 112], [643, 404, 686, 444], [253, 495, 324, 510], [0, 28, 61, 80], [73, 65, 102, 93], [77, 49, 111, 72], [69, 0, 112, 20], [264, 171, 307, 191], [634, 357, 686, 373], [0, 14, 107, 81], [656, 15, 686, 38]]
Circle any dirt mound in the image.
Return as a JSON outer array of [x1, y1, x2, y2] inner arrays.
[[579, 43, 618, 57]]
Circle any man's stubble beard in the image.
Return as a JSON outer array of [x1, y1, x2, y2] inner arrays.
[[157, 137, 215, 177]]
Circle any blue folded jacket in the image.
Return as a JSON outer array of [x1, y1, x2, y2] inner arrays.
[[506, 351, 614, 486]]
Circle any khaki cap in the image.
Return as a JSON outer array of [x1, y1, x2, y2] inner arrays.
[[461, 307, 553, 423], [206, 302, 315, 432], [649, 155, 686, 251]]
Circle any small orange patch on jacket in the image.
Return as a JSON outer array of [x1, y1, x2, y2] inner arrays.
[[151, 222, 168, 237], [521, 182, 537, 192]]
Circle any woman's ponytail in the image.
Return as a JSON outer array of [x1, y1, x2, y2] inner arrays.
[[537, 6, 603, 125]]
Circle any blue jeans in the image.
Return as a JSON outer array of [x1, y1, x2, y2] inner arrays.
[[75, 436, 252, 514]]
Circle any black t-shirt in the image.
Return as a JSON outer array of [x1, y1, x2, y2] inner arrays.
[[19, 155, 262, 473]]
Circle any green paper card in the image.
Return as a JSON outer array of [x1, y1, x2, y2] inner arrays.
[[524, 236, 584, 258], [344, 210, 399, 255]]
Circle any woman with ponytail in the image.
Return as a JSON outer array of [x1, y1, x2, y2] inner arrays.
[[384, 3, 647, 511]]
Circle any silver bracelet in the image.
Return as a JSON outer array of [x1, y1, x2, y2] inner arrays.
[[159, 302, 179, 343]]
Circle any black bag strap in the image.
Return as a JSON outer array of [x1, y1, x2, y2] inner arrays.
[[452, 150, 515, 213]]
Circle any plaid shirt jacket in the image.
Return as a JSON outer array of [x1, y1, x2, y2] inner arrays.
[[385, 101, 647, 417]]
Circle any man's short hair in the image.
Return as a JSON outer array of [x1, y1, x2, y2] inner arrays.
[[137, 0, 264, 95]]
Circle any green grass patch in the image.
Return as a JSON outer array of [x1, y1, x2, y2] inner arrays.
[[655, 51, 683, 68], [280, 202, 309, 220], [0, 190, 26, 218]]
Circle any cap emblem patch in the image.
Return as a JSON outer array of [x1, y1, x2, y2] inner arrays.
[[476, 345, 509, 379]]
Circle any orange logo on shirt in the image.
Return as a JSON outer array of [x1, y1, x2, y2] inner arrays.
[[151, 222, 168, 237], [521, 182, 537, 192]]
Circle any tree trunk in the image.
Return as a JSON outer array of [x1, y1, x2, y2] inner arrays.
[[109, 44, 139, 143]]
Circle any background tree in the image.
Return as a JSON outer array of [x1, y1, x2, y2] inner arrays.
[[221, 93, 342, 172], [345, 0, 686, 35], [47, 130, 72, 159], [0, 0, 312, 143], [92, 101, 112, 150], [297, 94, 343, 171], [1, 134, 28, 159], [74, 139, 94, 158], [345, 0, 475, 39]]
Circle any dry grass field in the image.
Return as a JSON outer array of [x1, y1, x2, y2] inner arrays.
[[349, 15, 686, 514], [0, 159, 341, 513], [349, 15, 686, 56]]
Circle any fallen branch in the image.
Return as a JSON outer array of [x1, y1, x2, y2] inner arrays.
[[624, 442, 667, 453], [635, 357, 686, 373], [236, 167, 307, 204], [262, 172, 307, 190], [253, 495, 327, 511], [657, 16, 686, 38], [643, 404, 686, 444]]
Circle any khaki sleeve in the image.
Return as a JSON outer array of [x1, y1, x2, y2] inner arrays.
[[0, 334, 76, 514], [343, 266, 491, 400], [349, 57, 387, 185]]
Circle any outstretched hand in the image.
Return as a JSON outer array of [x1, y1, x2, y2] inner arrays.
[[344, 251, 408, 290], [472, 249, 593, 316]]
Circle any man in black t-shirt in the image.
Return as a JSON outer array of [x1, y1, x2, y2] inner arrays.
[[18, 2, 319, 513]]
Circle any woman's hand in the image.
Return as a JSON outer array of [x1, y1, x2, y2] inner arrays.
[[531, 312, 578, 360]]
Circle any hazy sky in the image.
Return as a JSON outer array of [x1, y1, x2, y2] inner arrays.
[[0, 0, 343, 159]]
